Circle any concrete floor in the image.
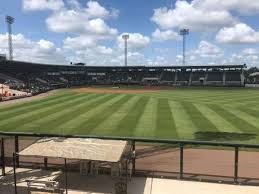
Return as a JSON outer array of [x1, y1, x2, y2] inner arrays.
[[1, 167, 259, 194]]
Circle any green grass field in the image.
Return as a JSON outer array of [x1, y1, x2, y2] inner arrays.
[[1, 87, 259, 144]]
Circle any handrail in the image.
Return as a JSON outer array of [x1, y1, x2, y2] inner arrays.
[[1, 131, 259, 149]]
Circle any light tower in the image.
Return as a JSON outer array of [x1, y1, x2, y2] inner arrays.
[[122, 34, 129, 67], [6, 15, 14, 61], [180, 29, 189, 66]]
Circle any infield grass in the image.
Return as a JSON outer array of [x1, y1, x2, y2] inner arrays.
[[1, 87, 259, 143]]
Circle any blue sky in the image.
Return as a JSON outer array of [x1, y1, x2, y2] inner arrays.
[[0, 0, 259, 67]]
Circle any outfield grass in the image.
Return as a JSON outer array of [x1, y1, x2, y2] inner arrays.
[[1, 87, 259, 143]]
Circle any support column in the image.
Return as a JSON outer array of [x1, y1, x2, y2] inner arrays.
[[125, 159, 128, 188], [65, 158, 68, 194], [15, 136, 19, 167], [132, 141, 136, 175], [174, 71, 178, 85], [234, 147, 239, 184], [179, 143, 184, 179], [223, 71, 226, 86], [240, 70, 245, 86], [188, 71, 193, 86], [204, 71, 208, 85], [13, 153, 17, 194], [1, 138, 5, 176], [44, 157, 48, 170]]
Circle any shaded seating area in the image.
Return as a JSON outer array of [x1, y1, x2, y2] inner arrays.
[[10, 137, 132, 194], [0, 167, 62, 194]]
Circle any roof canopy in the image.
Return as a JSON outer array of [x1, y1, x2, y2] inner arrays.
[[0, 60, 246, 73], [19, 138, 128, 163]]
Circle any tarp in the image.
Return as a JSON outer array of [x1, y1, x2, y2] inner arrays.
[[19, 138, 128, 163]]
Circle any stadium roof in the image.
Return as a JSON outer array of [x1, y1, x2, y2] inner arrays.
[[0, 60, 246, 73], [19, 137, 128, 162]]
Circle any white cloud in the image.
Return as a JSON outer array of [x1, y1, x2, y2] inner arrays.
[[152, 29, 180, 42], [63, 35, 96, 50], [150, 56, 169, 66], [216, 23, 259, 44], [86, 18, 118, 35], [85, 1, 109, 18], [46, 0, 118, 43], [68, 44, 151, 66], [176, 55, 183, 63], [117, 33, 150, 50], [37, 39, 55, 50], [95, 46, 113, 55], [0, 33, 34, 49], [67, 0, 81, 10], [176, 54, 197, 65], [175, 41, 224, 65], [192, 0, 259, 15], [117, 52, 147, 66], [229, 49, 259, 66], [70, 49, 146, 66], [195, 41, 223, 58], [151, 0, 236, 31], [242, 48, 259, 55], [0, 33, 67, 64], [23, 0, 64, 11], [46, 10, 118, 36], [110, 8, 120, 18], [46, 10, 88, 33]]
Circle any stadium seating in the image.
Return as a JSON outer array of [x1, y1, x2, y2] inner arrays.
[[225, 71, 242, 86], [191, 71, 206, 85], [0, 60, 246, 95], [191, 71, 206, 81], [161, 71, 175, 82], [207, 71, 223, 82], [176, 71, 190, 86], [226, 71, 241, 81]]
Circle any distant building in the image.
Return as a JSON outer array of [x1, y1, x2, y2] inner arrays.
[[74, 63, 85, 66], [0, 54, 6, 61]]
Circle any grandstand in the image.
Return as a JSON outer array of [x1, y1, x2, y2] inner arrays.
[[0, 60, 245, 95]]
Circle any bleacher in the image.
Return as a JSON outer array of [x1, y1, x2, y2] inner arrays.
[[226, 71, 242, 86], [0, 73, 24, 88], [192, 71, 206, 81], [161, 71, 175, 82], [191, 71, 206, 85], [226, 72, 241, 81], [0, 60, 246, 94], [207, 72, 223, 82], [177, 71, 190, 85], [0, 73, 23, 83]]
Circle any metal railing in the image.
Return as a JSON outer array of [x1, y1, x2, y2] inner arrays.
[[1, 131, 259, 185]]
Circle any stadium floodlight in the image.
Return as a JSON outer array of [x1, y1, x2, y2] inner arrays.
[[6, 16, 15, 61], [180, 29, 189, 66], [122, 34, 129, 67]]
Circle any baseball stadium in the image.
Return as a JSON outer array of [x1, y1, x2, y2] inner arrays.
[[1, 0, 259, 193], [1, 59, 259, 194]]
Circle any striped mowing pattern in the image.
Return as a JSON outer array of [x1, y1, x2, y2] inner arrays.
[[0, 87, 259, 143]]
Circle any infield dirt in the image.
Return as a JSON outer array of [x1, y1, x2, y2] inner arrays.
[[72, 86, 171, 94]]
